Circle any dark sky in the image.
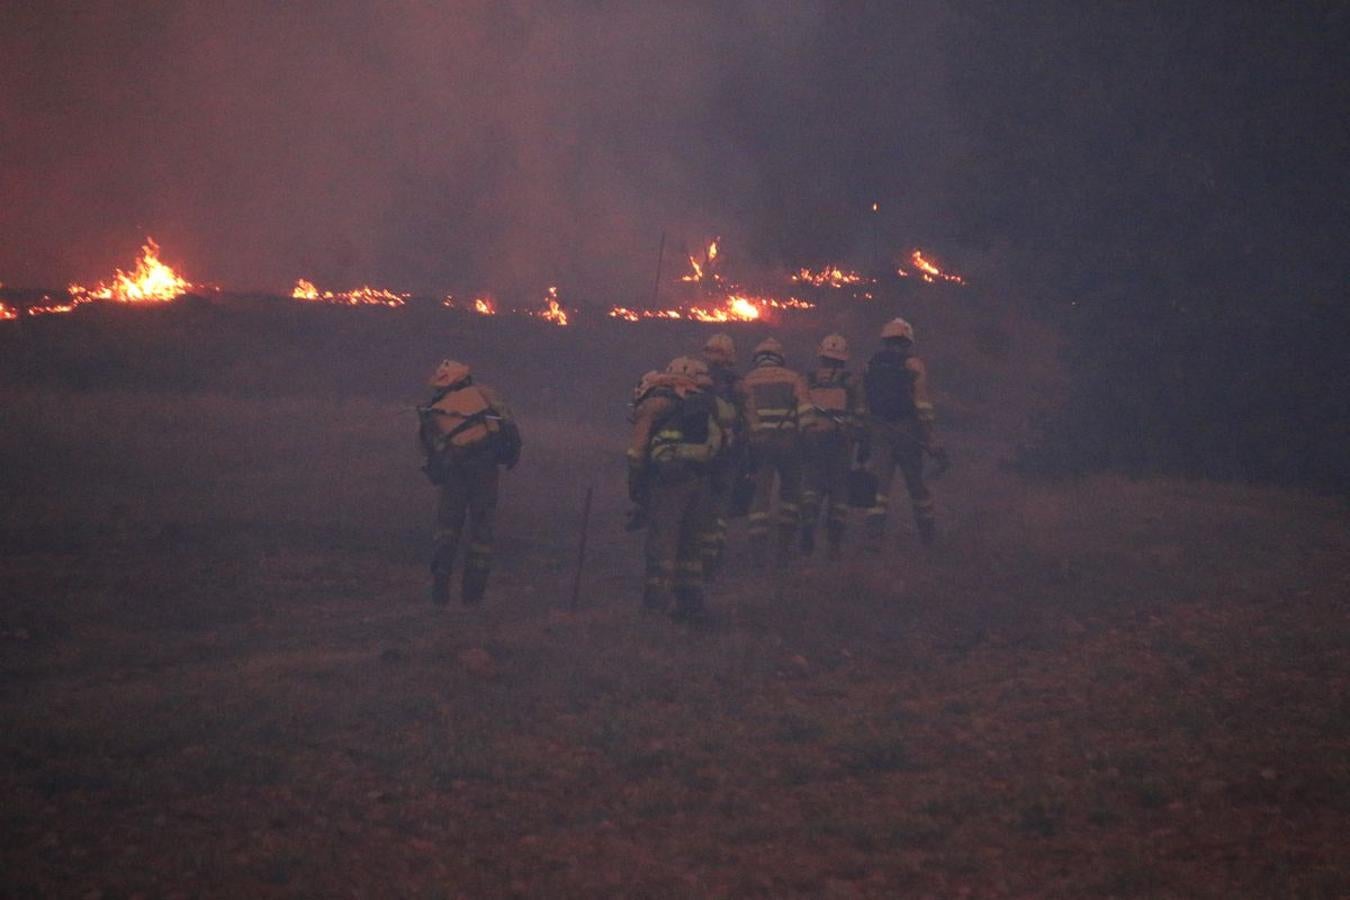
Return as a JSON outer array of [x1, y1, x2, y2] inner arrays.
[[0, 1, 957, 299]]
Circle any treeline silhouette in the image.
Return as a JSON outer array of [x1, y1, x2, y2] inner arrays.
[[947, 2, 1350, 494]]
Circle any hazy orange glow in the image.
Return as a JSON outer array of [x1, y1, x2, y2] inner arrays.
[[68, 238, 191, 303], [533, 286, 569, 326], [473, 295, 497, 316], [0, 299, 16, 321], [291, 278, 407, 307]]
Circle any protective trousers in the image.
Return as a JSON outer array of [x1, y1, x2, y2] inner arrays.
[[865, 419, 934, 549], [748, 431, 803, 564], [432, 449, 499, 604], [801, 430, 851, 557], [643, 468, 713, 617]]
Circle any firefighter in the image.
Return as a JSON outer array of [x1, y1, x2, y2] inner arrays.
[[417, 360, 522, 606], [801, 333, 864, 559], [627, 356, 725, 623], [699, 333, 749, 576], [742, 337, 812, 565], [861, 318, 947, 549]]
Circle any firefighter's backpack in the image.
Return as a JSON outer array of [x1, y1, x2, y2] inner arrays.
[[807, 374, 850, 432], [863, 351, 917, 422], [649, 390, 723, 469], [417, 385, 496, 483]]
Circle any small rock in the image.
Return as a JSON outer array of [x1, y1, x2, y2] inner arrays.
[[1260, 768, 1278, 781], [789, 654, 810, 672]]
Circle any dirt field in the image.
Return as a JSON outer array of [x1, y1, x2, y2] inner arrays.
[[2, 299, 1347, 897]]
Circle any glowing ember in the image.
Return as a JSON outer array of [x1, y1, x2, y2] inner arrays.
[[908, 249, 966, 285], [532, 286, 569, 326], [0, 297, 16, 321], [473, 295, 497, 316], [290, 278, 407, 307], [68, 238, 191, 303], [792, 266, 868, 288]]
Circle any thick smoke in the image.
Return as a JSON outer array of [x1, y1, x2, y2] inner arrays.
[[0, 1, 954, 301]]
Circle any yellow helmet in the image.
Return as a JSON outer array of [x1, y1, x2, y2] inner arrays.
[[667, 355, 712, 387], [428, 359, 472, 388], [817, 333, 849, 361], [880, 318, 915, 342], [702, 333, 736, 365]]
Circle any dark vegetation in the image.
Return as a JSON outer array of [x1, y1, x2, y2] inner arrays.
[[947, 2, 1350, 494], [2, 292, 1347, 896]]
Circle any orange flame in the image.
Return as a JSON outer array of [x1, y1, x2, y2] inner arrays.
[[792, 266, 868, 288], [473, 295, 497, 316], [25, 297, 82, 317], [607, 292, 812, 324], [908, 249, 966, 285], [291, 278, 407, 307], [680, 238, 723, 285], [533, 286, 569, 326], [0, 296, 16, 321], [68, 238, 191, 303]]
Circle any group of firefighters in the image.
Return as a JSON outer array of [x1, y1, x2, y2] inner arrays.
[[417, 318, 946, 619]]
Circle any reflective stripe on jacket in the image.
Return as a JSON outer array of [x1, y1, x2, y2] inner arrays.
[[743, 364, 811, 433]]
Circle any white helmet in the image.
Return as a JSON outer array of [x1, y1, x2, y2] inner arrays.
[[667, 355, 712, 387], [429, 359, 471, 388], [702, 333, 736, 365], [817, 333, 849, 361], [880, 318, 915, 342]]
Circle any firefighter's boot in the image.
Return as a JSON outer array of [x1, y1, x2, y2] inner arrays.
[[863, 493, 888, 554], [431, 529, 457, 604], [700, 526, 724, 581], [462, 569, 488, 606], [800, 524, 817, 557], [672, 588, 709, 626], [826, 503, 847, 560], [747, 511, 770, 568], [915, 497, 937, 546], [643, 561, 673, 612], [430, 572, 451, 606]]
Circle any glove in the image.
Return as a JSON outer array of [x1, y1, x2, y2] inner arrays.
[[624, 505, 649, 532], [627, 458, 648, 504], [855, 436, 872, 467], [927, 445, 951, 476]]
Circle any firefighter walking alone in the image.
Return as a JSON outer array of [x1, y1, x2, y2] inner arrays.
[[861, 318, 948, 550], [417, 360, 522, 606]]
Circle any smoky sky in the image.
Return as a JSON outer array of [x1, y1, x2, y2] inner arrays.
[[0, 0, 957, 299]]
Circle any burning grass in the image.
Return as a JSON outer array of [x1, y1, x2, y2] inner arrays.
[[68, 238, 192, 303]]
